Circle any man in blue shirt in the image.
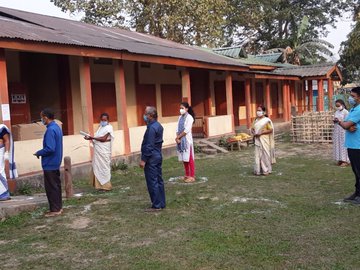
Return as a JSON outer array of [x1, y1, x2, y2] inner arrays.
[[337, 87, 360, 203], [139, 106, 165, 211], [34, 108, 63, 217]]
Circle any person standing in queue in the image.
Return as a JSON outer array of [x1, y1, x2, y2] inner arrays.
[[139, 106, 165, 212], [34, 108, 63, 217], [175, 102, 196, 183], [336, 87, 360, 203]]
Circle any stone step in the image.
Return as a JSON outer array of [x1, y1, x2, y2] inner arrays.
[[202, 148, 217, 155], [198, 139, 229, 153]]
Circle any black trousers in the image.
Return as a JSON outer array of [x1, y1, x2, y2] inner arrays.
[[44, 170, 62, 212], [347, 149, 360, 195]]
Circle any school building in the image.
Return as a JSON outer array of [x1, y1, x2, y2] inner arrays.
[[0, 7, 342, 179]]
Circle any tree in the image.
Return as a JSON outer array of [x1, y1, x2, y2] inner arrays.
[[264, 16, 334, 65], [51, 0, 230, 47], [51, 0, 357, 50], [338, 6, 360, 84], [226, 0, 357, 52]]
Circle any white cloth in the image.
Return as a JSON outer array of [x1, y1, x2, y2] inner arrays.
[[253, 117, 276, 174], [92, 124, 114, 185], [176, 114, 194, 162], [333, 109, 349, 162], [0, 124, 17, 179]]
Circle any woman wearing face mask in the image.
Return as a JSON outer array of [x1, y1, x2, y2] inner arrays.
[[176, 102, 196, 183], [333, 99, 349, 167], [251, 106, 276, 176], [84, 113, 114, 191]]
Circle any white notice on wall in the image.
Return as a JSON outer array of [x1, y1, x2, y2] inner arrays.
[[1, 104, 10, 121]]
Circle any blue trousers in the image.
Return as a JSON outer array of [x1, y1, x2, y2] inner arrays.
[[144, 157, 166, 209]]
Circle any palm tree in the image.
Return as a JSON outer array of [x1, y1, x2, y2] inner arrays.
[[264, 16, 334, 65]]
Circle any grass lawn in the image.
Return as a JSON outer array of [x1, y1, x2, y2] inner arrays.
[[1, 141, 359, 269]]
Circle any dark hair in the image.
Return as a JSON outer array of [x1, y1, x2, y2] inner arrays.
[[334, 99, 347, 110], [145, 106, 158, 119], [257, 105, 269, 117], [100, 113, 109, 120], [41, 108, 55, 120], [351, 87, 360, 96], [181, 102, 195, 121]]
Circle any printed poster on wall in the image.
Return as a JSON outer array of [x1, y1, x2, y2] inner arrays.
[[1, 104, 10, 121]]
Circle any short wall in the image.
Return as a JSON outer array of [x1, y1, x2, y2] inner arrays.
[[15, 145, 177, 189], [206, 115, 234, 137], [15, 130, 126, 176], [129, 122, 177, 153]]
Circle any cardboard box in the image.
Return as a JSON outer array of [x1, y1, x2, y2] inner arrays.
[[12, 120, 63, 141]]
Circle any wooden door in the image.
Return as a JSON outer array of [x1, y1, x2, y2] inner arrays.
[[232, 81, 245, 126], [136, 84, 156, 125], [8, 82, 31, 125], [91, 83, 117, 123], [190, 69, 210, 116], [271, 82, 279, 119], [255, 82, 264, 107], [214, 81, 227, 115]]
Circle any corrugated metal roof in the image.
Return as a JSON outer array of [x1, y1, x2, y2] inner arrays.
[[0, 7, 247, 68], [253, 53, 282, 63], [212, 46, 247, 58], [272, 63, 335, 77]]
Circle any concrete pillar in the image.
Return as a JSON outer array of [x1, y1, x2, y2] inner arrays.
[[114, 59, 131, 155], [181, 68, 191, 104], [0, 49, 11, 129], [245, 78, 251, 128], [317, 79, 324, 111], [265, 79, 271, 117], [225, 72, 234, 132], [79, 57, 94, 148], [328, 79, 334, 110]]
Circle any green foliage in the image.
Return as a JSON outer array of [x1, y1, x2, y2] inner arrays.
[[111, 160, 128, 172], [193, 143, 202, 153], [339, 18, 360, 84], [16, 183, 34, 196], [218, 136, 230, 149], [51, 0, 357, 50]]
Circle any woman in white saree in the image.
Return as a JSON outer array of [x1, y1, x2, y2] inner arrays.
[[84, 113, 114, 191], [251, 106, 276, 176]]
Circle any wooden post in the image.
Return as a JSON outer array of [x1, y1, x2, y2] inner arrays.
[[328, 79, 334, 110], [79, 57, 94, 156], [290, 81, 296, 117], [0, 49, 15, 192], [265, 79, 271, 117], [114, 59, 131, 155], [64, 156, 73, 198], [318, 79, 324, 111], [298, 82, 303, 114], [245, 78, 251, 128], [225, 71, 234, 132], [181, 68, 191, 104], [0, 49, 11, 129], [282, 81, 289, 121], [308, 80, 313, 112], [79, 57, 94, 135]]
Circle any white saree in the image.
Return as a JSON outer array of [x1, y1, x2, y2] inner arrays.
[[92, 124, 114, 185], [253, 117, 276, 175]]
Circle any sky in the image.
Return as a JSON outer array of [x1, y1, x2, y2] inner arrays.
[[0, 0, 354, 60]]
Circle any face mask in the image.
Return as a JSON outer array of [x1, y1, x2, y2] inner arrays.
[[256, 111, 264, 117], [41, 118, 46, 125], [100, 121, 108, 127], [180, 108, 186, 115], [336, 106, 343, 111], [143, 114, 148, 123], [349, 96, 357, 106]]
